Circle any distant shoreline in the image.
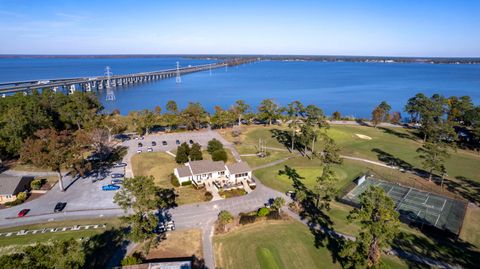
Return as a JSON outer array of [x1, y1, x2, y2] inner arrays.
[[0, 54, 479, 64]]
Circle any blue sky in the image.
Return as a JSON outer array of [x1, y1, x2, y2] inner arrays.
[[0, 0, 479, 57]]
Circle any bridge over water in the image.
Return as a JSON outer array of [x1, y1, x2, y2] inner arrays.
[[0, 60, 249, 96]]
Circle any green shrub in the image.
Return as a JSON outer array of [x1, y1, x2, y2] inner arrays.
[[121, 252, 144, 266], [257, 207, 270, 217], [31, 179, 43, 190], [267, 210, 282, 220], [211, 149, 228, 162], [181, 180, 192, 186], [170, 173, 180, 187], [16, 191, 28, 202], [189, 143, 203, 161], [239, 214, 256, 225], [204, 191, 213, 201], [207, 139, 224, 154]]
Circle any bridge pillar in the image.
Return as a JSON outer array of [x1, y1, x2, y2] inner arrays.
[[69, 84, 76, 94], [111, 79, 116, 87], [98, 81, 104, 90], [52, 86, 58, 93], [92, 81, 97, 88], [117, 78, 122, 86], [85, 83, 92, 92]]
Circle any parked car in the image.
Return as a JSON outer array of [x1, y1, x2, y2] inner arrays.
[[111, 173, 124, 179], [162, 141, 167, 146], [112, 162, 127, 168], [151, 141, 157, 146], [54, 202, 67, 213], [111, 179, 124, 184], [136, 150, 142, 154], [147, 147, 153, 152], [140, 136, 145, 140], [176, 140, 180, 145], [189, 140, 194, 144], [138, 142, 143, 147], [18, 209, 30, 217], [102, 184, 120, 191]]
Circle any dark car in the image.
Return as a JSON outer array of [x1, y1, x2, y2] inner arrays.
[[151, 141, 157, 146], [189, 140, 194, 144], [162, 141, 167, 146], [138, 142, 143, 147], [102, 184, 120, 191], [54, 202, 67, 213], [18, 209, 30, 217], [111, 173, 124, 179], [111, 179, 124, 184], [176, 140, 180, 145]]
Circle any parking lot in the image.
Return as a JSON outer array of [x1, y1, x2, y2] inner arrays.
[[122, 130, 239, 160]]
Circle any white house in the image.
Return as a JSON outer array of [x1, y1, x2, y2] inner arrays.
[[174, 160, 252, 187]]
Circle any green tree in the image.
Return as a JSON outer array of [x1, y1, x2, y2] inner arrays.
[[371, 106, 384, 128], [340, 186, 400, 268], [58, 91, 102, 130], [176, 142, 190, 164], [114, 176, 176, 254], [417, 142, 450, 181], [332, 111, 341, 120], [136, 109, 157, 135], [20, 129, 77, 191], [210, 106, 236, 129], [378, 101, 391, 121], [121, 252, 145, 266], [257, 98, 281, 125], [166, 100, 178, 114], [232, 100, 251, 125], [286, 101, 305, 151], [447, 95, 474, 123], [211, 149, 228, 162], [181, 102, 208, 130], [305, 104, 328, 154], [101, 113, 126, 143], [207, 138, 224, 154], [189, 142, 203, 161], [272, 197, 286, 212]]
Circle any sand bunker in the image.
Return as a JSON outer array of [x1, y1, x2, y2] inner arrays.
[[355, 134, 372, 140]]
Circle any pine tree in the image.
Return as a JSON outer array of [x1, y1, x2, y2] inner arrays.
[[189, 142, 203, 161], [175, 142, 190, 164], [340, 186, 400, 268]]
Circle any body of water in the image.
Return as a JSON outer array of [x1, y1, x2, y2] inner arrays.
[[1, 58, 479, 118]]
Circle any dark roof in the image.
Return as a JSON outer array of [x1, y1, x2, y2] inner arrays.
[[0, 175, 33, 195], [226, 162, 252, 174], [188, 160, 225, 175], [176, 166, 193, 178]]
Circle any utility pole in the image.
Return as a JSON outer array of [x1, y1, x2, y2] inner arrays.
[[176, 61, 181, 84], [105, 66, 115, 101]]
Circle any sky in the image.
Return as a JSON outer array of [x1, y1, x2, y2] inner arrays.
[[0, 0, 479, 57]]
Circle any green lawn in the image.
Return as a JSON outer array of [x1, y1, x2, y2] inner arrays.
[[214, 220, 408, 269], [131, 152, 207, 205], [0, 217, 121, 248]]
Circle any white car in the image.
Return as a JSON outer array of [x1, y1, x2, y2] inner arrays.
[[136, 149, 142, 154], [147, 147, 153, 152]]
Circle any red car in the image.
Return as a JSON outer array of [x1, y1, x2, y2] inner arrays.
[[18, 209, 30, 217]]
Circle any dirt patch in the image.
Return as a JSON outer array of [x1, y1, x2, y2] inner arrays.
[[355, 133, 372, 140], [144, 229, 203, 260]]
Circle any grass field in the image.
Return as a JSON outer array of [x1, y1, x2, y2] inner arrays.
[[143, 228, 203, 260], [229, 125, 480, 204], [0, 217, 121, 248], [214, 220, 408, 269], [131, 152, 207, 205]]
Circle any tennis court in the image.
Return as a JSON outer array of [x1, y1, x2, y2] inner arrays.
[[343, 177, 467, 235]]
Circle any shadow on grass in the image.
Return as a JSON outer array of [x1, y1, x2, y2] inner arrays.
[[378, 127, 416, 141], [84, 228, 127, 268], [444, 176, 480, 205], [371, 148, 414, 171], [393, 228, 480, 268], [270, 129, 306, 156], [279, 166, 349, 267]]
